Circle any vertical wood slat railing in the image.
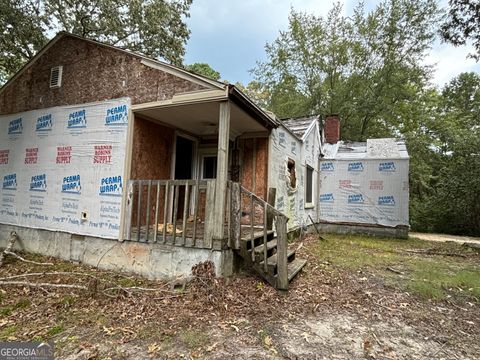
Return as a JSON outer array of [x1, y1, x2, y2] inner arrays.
[[231, 184, 289, 289], [124, 179, 215, 248]]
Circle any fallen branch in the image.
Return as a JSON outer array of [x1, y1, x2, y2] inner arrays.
[[4, 251, 53, 266], [0, 280, 87, 290], [386, 267, 404, 275], [0, 271, 100, 282], [403, 249, 467, 258]]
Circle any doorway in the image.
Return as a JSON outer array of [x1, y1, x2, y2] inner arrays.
[[173, 135, 196, 220]]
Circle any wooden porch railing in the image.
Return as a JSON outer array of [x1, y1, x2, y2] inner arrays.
[[124, 179, 216, 248], [229, 182, 289, 290]]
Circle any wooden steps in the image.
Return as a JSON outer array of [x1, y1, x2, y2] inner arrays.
[[237, 228, 307, 289]]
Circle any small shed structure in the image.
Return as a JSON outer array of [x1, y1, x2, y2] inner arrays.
[[318, 138, 409, 237]]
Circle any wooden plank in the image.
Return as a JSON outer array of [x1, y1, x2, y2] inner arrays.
[[250, 194, 255, 262], [203, 180, 216, 248], [182, 183, 190, 245], [192, 180, 199, 247], [276, 215, 289, 290], [227, 182, 231, 247], [124, 181, 134, 240], [136, 181, 142, 242], [212, 101, 230, 241], [153, 181, 160, 242], [266, 187, 276, 230], [172, 185, 179, 245], [263, 203, 268, 272], [145, 180, 152, 242], [230, 182, 241, 250], [162, 181, 170, 243]]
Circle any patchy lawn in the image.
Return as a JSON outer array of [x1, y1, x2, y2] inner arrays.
[[0, 233, 479, 359]]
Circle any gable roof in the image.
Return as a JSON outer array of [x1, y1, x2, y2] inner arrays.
[[281, 115, 320, 141], [0, 31, 225, 96]]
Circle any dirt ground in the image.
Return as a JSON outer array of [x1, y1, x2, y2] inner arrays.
[[0, 233, 479, 359], [410, 232, 480, 246]]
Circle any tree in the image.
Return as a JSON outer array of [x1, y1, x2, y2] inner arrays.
[[252, 0, 439, 140], [0, 0, 193, 84], [185, 63, 221, 80], [441, 0, 480, 60]]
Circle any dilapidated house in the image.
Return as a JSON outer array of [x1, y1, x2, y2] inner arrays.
[[0, 33, 409, 290]]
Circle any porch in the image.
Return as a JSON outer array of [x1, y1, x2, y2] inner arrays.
[[122, 87, 306, 289]]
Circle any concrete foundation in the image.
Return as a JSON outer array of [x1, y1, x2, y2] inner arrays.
[[315, 222, 409, 239], [0, 224, 234, 280]]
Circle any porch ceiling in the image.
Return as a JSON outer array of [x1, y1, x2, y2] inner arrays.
[[133, 101, 267, 138]]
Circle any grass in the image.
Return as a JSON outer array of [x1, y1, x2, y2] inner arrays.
[[0, 325, 18, 340], [314, 234, 480, 302], [180, 329, 209, 349]]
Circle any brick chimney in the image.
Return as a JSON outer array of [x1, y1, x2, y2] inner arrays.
[[324, 114, 340, 144]]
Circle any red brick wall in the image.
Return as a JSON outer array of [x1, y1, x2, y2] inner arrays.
[[0, 35, 206, 115], [324, 115, 340, 144]]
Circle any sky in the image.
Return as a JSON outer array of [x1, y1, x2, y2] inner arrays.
[[184, 0, 480, 88]]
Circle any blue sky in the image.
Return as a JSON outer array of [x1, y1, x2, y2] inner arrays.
[[184, 0, 480, 88]]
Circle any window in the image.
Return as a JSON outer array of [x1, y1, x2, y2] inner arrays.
[[305, 165, 314, 206], [50, 66, 63, 88], [287, 158, 296, 188], [202, 155, 217, 179]]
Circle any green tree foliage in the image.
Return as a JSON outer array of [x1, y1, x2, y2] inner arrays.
[[441, 0, 480, 60], [0, 0, 193, 84], [252, 0, 438, 139], [185, 63, 221, 80]]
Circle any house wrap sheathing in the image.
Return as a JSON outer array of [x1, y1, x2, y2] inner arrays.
[[268, 116, 322, 230], [319, 139, 409, 228]]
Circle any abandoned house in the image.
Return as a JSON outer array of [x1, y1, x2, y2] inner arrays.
[[0, 32, 409, 290]]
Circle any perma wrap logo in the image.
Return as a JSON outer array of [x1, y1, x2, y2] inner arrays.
[[348, 194, 364, 204], [3, 174, 17, 190], [105, 104, 128, 126], [8, 118, 23, 135], [68, 109, 86, 129], [348, 162, 364, 172], [379, 161, 396, 172], [99, 175, 122, 196], [62, 174, 81, 194], [30, 174, 47, 192], [378, 195, 395, 206], [36, 114, 53, 132], [320, 193, 334, 203], [321, 162, 334, 171]]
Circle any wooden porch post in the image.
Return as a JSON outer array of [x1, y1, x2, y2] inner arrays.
[[212, 101, 231, 245]]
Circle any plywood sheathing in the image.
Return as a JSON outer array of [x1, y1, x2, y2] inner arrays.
[[0, 35, 206, 115], [130, 117, 174, 226]]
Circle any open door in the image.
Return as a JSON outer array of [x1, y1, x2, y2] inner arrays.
[[172, 135, 197, 219]]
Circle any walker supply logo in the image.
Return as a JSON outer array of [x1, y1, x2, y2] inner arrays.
[[25, 148, 38, 164], [0, 341, 54, 360], [348, 194, 364, 204], [36, 114, 53, 132], [67, 109, 86, 129], [320, 193, 334, 203], [348, 162, 364, 172], [0, 150, 9, 165], [94, 145, 112, 163], [62, 174, 81, 194], [30, 174, 47, 192], [105, 104, 128, 126], [99, 175, 122, 196], [370, 180, 384, 190], [379, 161, 396, 172], [56, 146, 72, 164], [8, 118, 23, 135], [3, 174, 17, 190], [378, 195, 395, 206], [321, 162, 334, 171]]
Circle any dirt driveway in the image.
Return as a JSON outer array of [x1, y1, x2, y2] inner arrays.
[[410, 232, 480, 245]]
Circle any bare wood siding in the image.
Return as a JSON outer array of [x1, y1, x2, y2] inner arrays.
[[0, 36, 206, 115]]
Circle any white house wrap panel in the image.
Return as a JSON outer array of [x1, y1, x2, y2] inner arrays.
[[0, 98, 130, 239]]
